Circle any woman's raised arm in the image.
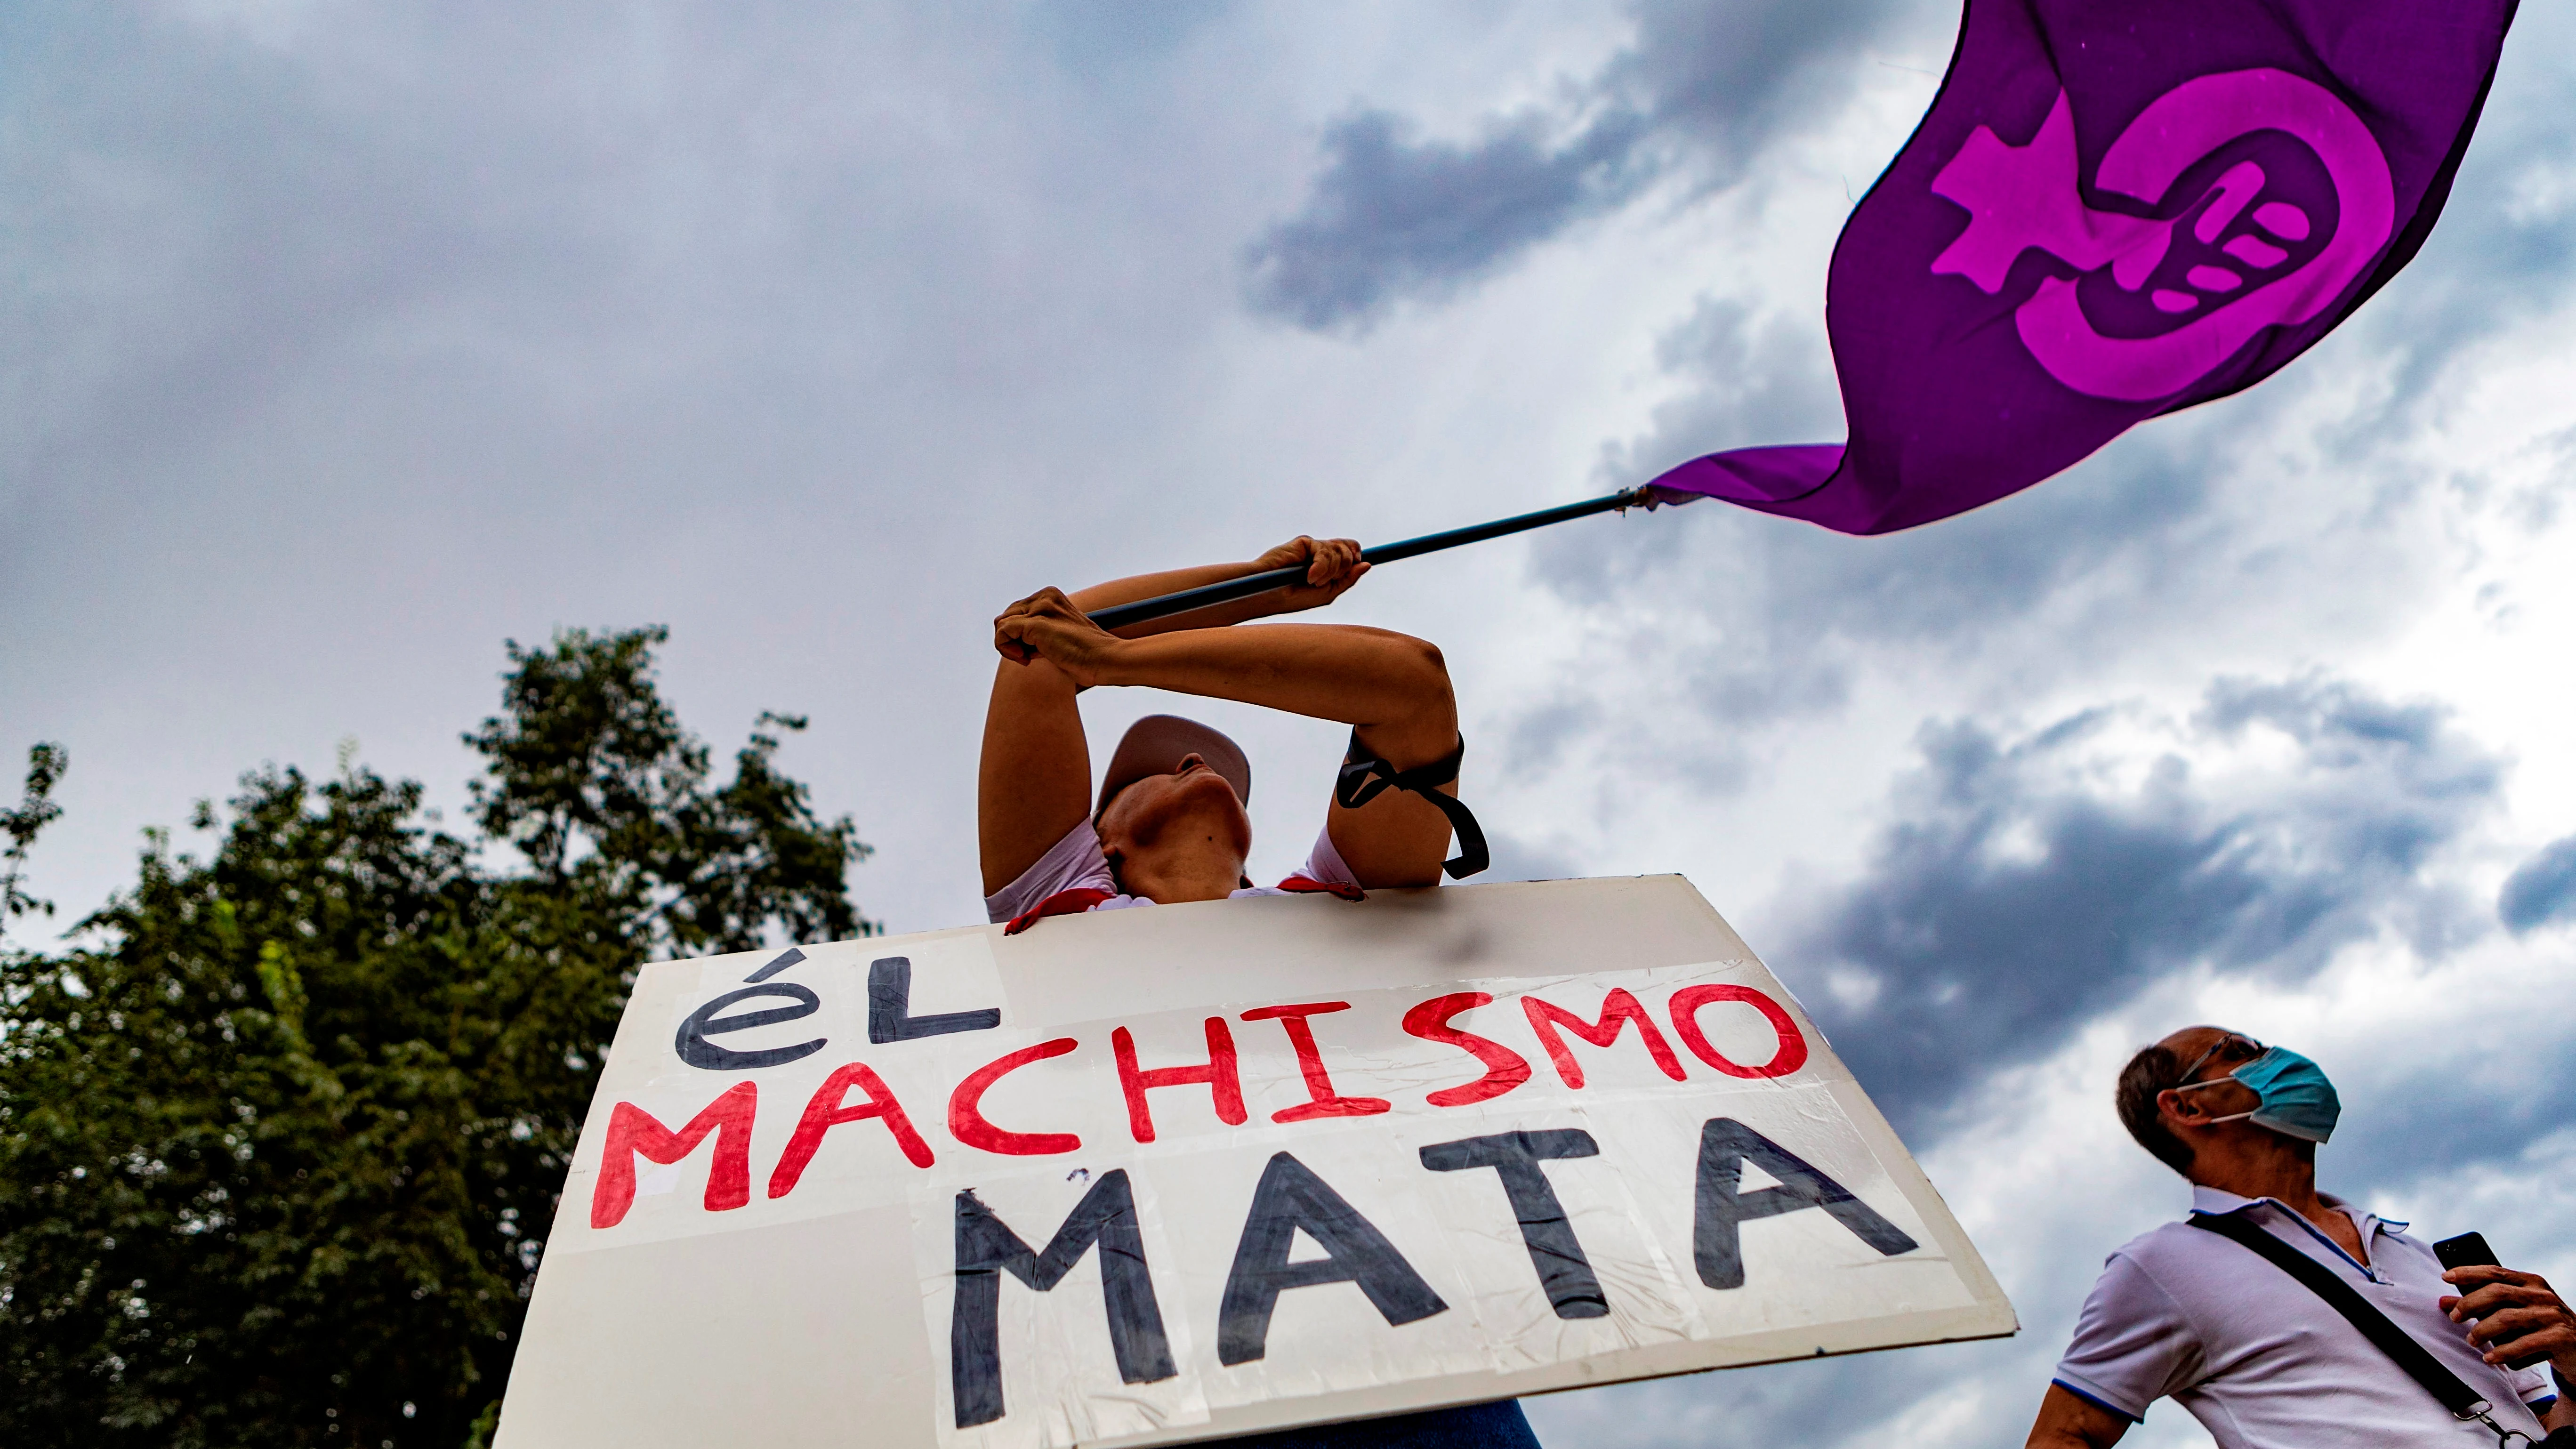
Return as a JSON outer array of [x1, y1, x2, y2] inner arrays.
[[976, 537, 1369, 894]]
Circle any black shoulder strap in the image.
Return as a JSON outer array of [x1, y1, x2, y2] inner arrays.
[[1335, 732, 1489, 880], [2186, 1211, 2487, 1419]]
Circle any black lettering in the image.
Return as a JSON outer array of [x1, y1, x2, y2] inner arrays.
[[741, 946, 806, 982], [1418, 1129, 1606, 1319], [674, 984, 825, 1070], [1691, 1118, 1918, 1289], [950, 1170, 1174, 1428], [870, 956, 1002, 1043], [1217, 1152, 1448, 1366]]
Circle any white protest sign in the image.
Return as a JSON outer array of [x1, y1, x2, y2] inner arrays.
[[497, 876, 2014, 1448]]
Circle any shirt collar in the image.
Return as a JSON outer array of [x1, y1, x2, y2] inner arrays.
[[2193, 1184, 2388, 1280], [2189, 1184, 2401, 1238], [2190, 1184, 2255, 1215]]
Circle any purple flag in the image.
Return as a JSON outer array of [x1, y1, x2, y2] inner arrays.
[[1647, 0, 2518, 535]]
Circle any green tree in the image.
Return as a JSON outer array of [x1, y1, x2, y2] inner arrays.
[[0, 741, 66, 930], [0, 628, 873, 1449]]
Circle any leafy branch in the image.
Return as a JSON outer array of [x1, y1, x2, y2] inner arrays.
[[0, 742, 66, 938]]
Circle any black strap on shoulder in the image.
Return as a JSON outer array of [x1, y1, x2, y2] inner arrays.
[[2186, 1211, 2489, 1420], [1335, 732, 1489, 880]]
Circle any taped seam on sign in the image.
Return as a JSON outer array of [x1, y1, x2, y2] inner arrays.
[[1217, 1151, 1449, 1366], [950, 1170, 1177, 1428], [1691, 1118, 1919, 1289]]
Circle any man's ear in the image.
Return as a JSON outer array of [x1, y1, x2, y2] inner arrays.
[[2157, 1087, 2209, 1131]]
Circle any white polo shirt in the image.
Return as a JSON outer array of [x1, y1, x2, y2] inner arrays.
[[2053, 1186, 2553, 1448]]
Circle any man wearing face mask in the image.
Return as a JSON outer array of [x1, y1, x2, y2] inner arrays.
[[979, 536, 1530, 1449], [2026, 1026, 2576, 1448]]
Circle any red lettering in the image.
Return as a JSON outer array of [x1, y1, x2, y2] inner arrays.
[[1400, 993, 1532, 1107], [948, 1038, 1083, 1155], [1668, 985, 1807, 1078], [590, 1081, 758, 1229], [767, 1062, 934, 1198], [1113, 1019, 1246, 1143], [1240, 1002, 1390, 1122], [1521, 990, 1687, 1088]]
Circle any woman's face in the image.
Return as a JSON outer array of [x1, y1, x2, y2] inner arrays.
[[1096, 754, 1252, 877]]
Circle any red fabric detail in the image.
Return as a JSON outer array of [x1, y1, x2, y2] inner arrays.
[[1275, 874, 1365, 901], [1004, 886, 1114, 935]]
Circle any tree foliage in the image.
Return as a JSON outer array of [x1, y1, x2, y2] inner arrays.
[[1, 743, 68, 929], [0, 628, 872, 1449]]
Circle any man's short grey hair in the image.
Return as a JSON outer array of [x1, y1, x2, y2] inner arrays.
[[2117, 1042, 2196, 1175]]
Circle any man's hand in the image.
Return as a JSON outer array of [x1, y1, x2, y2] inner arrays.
[[1250, 535, 1369, 615], [2444, 1265, 2576, 1375], [994, 587, 1127, 683]]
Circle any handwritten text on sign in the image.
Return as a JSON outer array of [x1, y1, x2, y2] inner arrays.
[[503, 884, 2013, 1449], [547, 928, 1978, 1449]]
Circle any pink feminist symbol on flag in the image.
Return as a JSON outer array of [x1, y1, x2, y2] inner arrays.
[[1928, 69, 2395, 402], [1642, 4, 2510, 536]]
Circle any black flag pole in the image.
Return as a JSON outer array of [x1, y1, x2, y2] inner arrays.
[[1086, 486, 1665, 632]]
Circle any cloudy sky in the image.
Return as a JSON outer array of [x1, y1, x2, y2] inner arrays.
[[8, 2, 2576, 1444]]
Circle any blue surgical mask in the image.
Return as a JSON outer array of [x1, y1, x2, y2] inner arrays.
[[2178, 1045, 2342, 1143]]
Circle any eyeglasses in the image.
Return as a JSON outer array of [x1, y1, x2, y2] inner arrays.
[[2174, 1033, 2266, 1089]]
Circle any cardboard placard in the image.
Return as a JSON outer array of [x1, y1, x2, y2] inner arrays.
[[497, 876, 2014, 1447]]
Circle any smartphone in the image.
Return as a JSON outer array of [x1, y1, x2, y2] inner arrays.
[[2435, 1232, 2548, 1372]]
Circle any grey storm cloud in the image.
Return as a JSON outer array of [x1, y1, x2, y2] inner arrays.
[[1502, 402, 2256, 802], [2500, 834, 2576, 934], [1515, 0, 2576, 672], [1528, 271, 2231, 647], [1476, 824, 1587, 886], [2331, 1030, 2576, 1193], [1528, 1340, 1958, 1449], [1506, 40, 2576, 783], [1241, 0, 1910, 332], [1239, 109, 1650, 332], [1789, 675, 2502, 1142]]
